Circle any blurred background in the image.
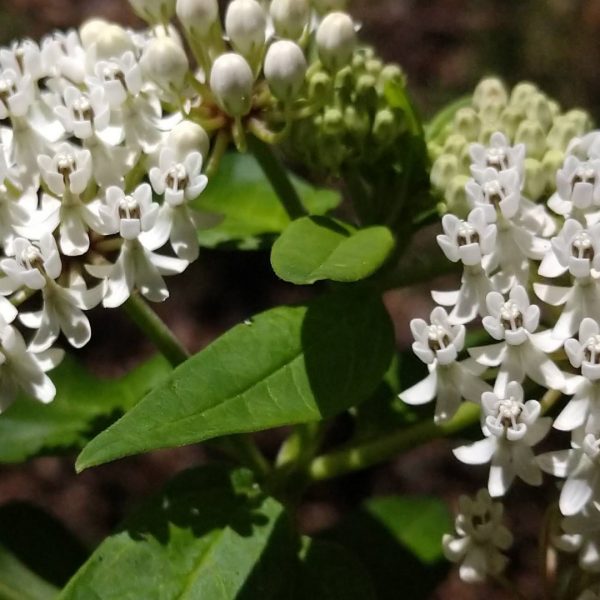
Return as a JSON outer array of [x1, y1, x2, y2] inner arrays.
[[1, 0, 597, 598]]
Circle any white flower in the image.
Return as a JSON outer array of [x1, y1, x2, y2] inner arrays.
[[0, 40, 45, 82], [0, 69, 35, 119], [465, 167, 521, 222], [0, 315, 63, 410], [551, 219, 600, 279], [554, 501, 600, 573], [87, 52, 143, 108], [37, 143, 93, 197], [399, 306, 491, 423], [442, 489, 513, 583], [538, 431, 600, 516], [469, 131, 525, 176], [454, 381, 551, 496], [41, 30, 86, 83], [469, 286, 566, 395]]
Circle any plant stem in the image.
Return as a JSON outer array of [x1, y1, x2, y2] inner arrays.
[[226, 435, 271, 479], [308, 402, 480, 481], [123, 293, 190, 367], [247, 135, 306, 220]]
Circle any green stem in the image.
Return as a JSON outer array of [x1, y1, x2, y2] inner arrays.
[[123, 293, 189, 367], [247, 135, 306, 220], [206, 129, 230, 178], [226, 435, 271, 480], [308, 403, 480, 482]]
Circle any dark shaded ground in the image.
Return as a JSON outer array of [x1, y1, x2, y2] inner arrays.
[[1, 1, 596, 598]]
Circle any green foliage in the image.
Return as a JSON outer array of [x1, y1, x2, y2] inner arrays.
[[271, 216, 395, 284], [76, 289, 395, 470], [324, 496, 452, 599], [192, 153, 340, 250], [0, 356, 171, 464], [0, 544, 58, 600], [59, 467, 297, 600]]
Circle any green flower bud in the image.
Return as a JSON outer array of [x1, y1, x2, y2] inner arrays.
[[308, 71, 332, 103], [431, 154, 459, 190], [478, 124, 497, 145], [547, 116, 579, 151], [510, 82, 538, 108], [322, 107, 344, 135], [210, 52, 254, 116], [79, 18, 109, 50], [264, 40, 307, 102], [472, 78, 508, 111], [356, 73, 378, 108], [176, 0, 219, 38], [515, 119, 546, 159], [167, 120, 210, 160], [225, 0, 267, 59], [270, 0, 310, 40], [141, 36, 188, 94], [316, 12, 356, 73], [344, 105, 370, 138], [428, 142, 444, 162], [479, 98, 504, 126], [446, 174, 470, 217], [129, 0, 176, 23], [378, 64, 406, 92], [365, 58, 383, 76], [523, 157, 545, 200], [542, 149, 564, 190], [526, 93, 553, 132], [548, 99, 560, 118], [372, 108, 397, 145], [564, 109, 593, 134], [94, 24, 136, 60], [443, 133, 467, 156], [499, 105, 525, 140], [453, 107, 480, 141]]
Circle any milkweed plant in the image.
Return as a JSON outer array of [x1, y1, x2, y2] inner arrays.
[[0, 0, 596, 598]]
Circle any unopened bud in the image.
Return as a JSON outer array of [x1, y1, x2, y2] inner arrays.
[[378, 64, 405, 91], [446, 174, 470, 217], [316, 12, 356, 73], [499, 105, 525, 140], [542, 149, 564, 189], [547, 116, 579, 151], [443, 133, 467, 156], [373, 108, 398, 145], [322, 107, 344, 135], [264, 40, 307, 102], [80, 18, 109, 50], [472, 78, 508, 112], [565, 109, 592, 134], [167, 120, 210, 160], [515, 119, 546, 159], [176, 0, 219, 37], [523, 157, 545, 199], [225, 0, 267, 59], [141, 36, 188, 93], [510, 82, 538, 108], [129, 0, 176, 23], [210, 52, 253, 116], [526, 93, 553, 132], [344, 106, 370, 138], [453, 107, 480, 141], [94, 24, 135, 60], [308, 71, 332, 103], [270, 0, 310, 40], [431, 154, 459, 189]]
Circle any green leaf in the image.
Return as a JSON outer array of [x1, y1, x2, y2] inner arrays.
[[0, 355, 171, 464], [271, 216, 395, 285], [193, 153, 340, 250], [59, 466, 296, 600], [0, 544, 58, 600], [324, 496, 452, 600], [76, 289, 395, 470], [292, 539, 377, 600], [0, 503, 87, 588]]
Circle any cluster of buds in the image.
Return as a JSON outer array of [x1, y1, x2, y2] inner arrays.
[[429, 78, 592, 213], [403, 79, 600, 591]]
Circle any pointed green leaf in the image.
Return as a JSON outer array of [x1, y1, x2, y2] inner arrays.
[[59, 467, 296, 600], [271, 216, 395, 285], [193, 153, 340, 250], [0, 356, 171, 464], [76, 290, 394, 470], [0, 544, 58, 600]]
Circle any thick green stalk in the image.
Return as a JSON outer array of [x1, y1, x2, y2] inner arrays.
[[247, 135, 306, 220]]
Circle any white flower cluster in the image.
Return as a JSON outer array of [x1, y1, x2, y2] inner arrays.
[[0, 15, 222, 408], [403, 120, 600, 583]]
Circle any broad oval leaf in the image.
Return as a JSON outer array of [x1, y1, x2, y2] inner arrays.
[[0, 356, 171, 464], [59, 467, 296, 600], [76, 290, 394, 471], [271, 216, 395, 285], [192, 153, 340, 250]]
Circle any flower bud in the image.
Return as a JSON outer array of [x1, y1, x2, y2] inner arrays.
[[515, 119, 546, 159], [431, 154, 459, 189], [322, 107, 344, 135], [523, 157, 545, 199], [94, 24, 136, 60], [316, 12, 356, 73], [453, 107, 480, 141], [176, 0, 219, 37], [264, 41, 307, 102], [547, 116, 579, 151], [167, 120, 210, 160], [510, 82, 538, 107], [499, 105, 524, 140], [141, 36, 189, 93], [542, 149, 564, 189], [443, 133, 467, 156], [270, 0, 310, 40], [129, 0, 176, 23], [472, 78, 508, 112], [526, 93, 553, 132], [378, 64, 405, 91], [79, 18, 109, 50], [446, 174, 470, 217], [373, 108, 398, 145], [565, 109, 592, 134], [225, 0, 267, 58], [308, 71, 331, 103], [344, 106, 370, 138], [210, 52, 253, 117]]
